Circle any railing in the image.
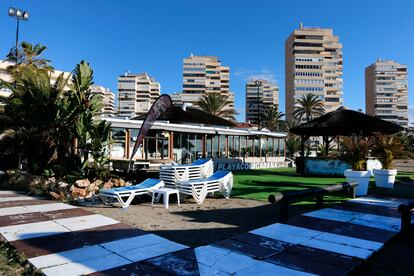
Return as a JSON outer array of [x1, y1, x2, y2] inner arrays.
[[268, 182, 358, 221], [398, 200, 414, 235]]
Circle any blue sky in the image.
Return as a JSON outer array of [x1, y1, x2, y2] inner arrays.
[[1, 0, 413, 123]]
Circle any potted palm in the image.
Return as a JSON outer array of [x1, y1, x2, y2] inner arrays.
[[371, 134, 402, 188], [341, 136, 372, 196]]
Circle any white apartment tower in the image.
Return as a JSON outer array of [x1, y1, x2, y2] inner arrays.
[[285, 23, 343, 120], [245, 79, 279, 124], [365, 59, 408, 127], [117, 72, 160, 118], [172, 55, 234, 113], [90, 85, 116, 117]]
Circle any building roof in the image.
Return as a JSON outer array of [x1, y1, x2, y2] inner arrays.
[[133, 105, 236, 127], [290, 107, 404, 137]]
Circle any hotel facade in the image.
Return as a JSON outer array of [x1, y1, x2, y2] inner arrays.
[[171, 55, 235, 116], [245, 79, 279, 124], [365, 59, 408, 127], [90, 85, 116, 117], [285, 24, 343, 120], [117, 72, 160, 118]]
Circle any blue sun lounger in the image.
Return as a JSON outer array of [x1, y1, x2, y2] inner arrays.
[[99, 178, 164, 208]]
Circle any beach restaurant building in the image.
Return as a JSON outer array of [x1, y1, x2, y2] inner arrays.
[[105, 105, 287, 171]]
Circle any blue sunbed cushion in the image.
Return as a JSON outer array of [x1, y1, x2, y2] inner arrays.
[[207, 171, 231, 181], [191, 158, 211, 166], [101, 178, 161, 194]]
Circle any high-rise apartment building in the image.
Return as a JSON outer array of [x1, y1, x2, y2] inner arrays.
[[245, 79, 279, 124], [285, 23, 343, 120], [117, 72, 160, 118], [90, 85, 116, 117], [0, 60, 71, 98], [365, 59, 408, 127], [172, 55, 234, 116]]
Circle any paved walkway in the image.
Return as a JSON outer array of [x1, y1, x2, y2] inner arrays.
[[0, 190, 410, 275]]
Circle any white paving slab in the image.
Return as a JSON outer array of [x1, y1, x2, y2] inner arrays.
[[195, 245, 313, 276], [352, 213, 401, 232], [0, 191, 23, 195], [250, 223, 322, 244], [302, 232, 383, 259], [0, 214, 118, 241], [304, 208, 401, 232], [251, 223, 384, 259], [54, 214, 119, 231], [41, 252, 130, 276], [0, 196, 38, 202], [102, 234, 188, 262], [0, 203, 77, 217], [0, 220, 70, 241], [348, 197, 409, 208], [29, 245, 113, 269]]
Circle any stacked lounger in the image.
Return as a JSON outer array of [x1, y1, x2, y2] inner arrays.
[[175, 171, 233, 204], [159, 158, 214, 188]]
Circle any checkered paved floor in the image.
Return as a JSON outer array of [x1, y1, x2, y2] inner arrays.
[[0, 190, 410, 275]]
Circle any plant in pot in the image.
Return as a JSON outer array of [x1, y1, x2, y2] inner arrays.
[[371, 134, 403, 188], [341, 135, 372, 196]]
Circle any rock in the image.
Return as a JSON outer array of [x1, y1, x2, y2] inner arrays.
[[75, 179, 90, 188], [85, 191, 95, 199], [103, 181, 113, 190], [50, 191, 62, 200], [119, 179, 126, 187], [58, 181, 69, 189], [112, 178, 126, 187], [71, 186, 87, 198], [87, 183, 99, 192], [125, 181, 133, 186], [90, 179, 103, 188]]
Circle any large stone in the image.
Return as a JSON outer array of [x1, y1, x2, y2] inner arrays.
[[90, 179, 103, 188], [103, 181, 113, 190], [75, 178, 90, 188], [87, 183, 99, 192], [58, 181, 69, 189], [71, 186, 87, 198], [50, 191, 62, 200]]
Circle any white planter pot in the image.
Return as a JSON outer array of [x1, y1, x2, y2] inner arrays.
[[344, 169, 372, 196], [373, 169, 397, 188]]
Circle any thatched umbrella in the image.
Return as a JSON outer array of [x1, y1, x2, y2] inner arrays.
[[290, 107, 404, 137], [289, 107, 404, 169]]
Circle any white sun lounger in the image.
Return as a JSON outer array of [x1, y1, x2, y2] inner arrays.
[[99, 178, 164, 208], [175, 171, 233, 204], [159, 158, 214, 189]]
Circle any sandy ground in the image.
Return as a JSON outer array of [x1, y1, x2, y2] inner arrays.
[[81, 195, 293, 247]]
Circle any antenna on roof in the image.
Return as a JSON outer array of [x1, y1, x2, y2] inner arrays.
[[190, 53, 194, 58], [299, 22, 303, 29]]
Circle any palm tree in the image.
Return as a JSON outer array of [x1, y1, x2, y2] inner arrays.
[[0, 65, 67, 172], [196, 93, 238, 121], [0, 58, 110, 178], [292, 94, 325, 122], [260, 106, 284, 131], [6, 42, 54, 73]]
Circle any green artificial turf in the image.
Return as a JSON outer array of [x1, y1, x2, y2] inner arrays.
[[232, 167, 414, 203]]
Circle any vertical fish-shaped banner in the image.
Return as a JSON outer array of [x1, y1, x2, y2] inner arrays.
[[128, 94, 172, 171]]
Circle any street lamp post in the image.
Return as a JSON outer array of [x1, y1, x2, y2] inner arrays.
[[8, 7, 29, 63], [255, 80, 262, 130]]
